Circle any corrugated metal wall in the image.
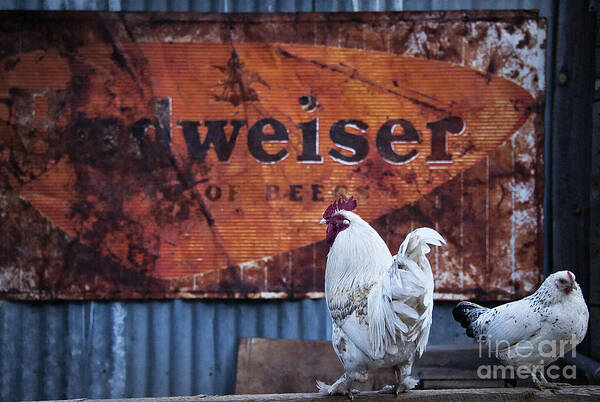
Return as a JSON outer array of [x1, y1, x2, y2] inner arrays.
[[0, 299, 472, 400], [0, 299, 334, 400], [0, 0, 554, 13], [0, 1, 556, 401]]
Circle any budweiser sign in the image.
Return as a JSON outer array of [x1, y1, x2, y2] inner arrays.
[[0, 11, 546, 299]]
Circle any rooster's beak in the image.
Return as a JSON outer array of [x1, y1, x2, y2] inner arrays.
[[319, 219, 327, 224]]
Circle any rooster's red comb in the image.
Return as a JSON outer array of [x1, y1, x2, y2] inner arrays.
[[323, 196, 357, 220]]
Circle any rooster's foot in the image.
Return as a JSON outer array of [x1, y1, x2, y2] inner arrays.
[[378, 384, 395, 394], [378, 383, 407, 395], [316, 377, 357, 398]]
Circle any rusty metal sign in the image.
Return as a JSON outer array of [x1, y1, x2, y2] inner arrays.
[[0, 11, 545, 300]]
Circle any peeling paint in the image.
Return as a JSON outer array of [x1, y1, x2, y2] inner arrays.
[[0, 10, 545, 300]]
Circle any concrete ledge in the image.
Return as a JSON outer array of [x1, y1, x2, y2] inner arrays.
[[54, 386, 600, 402]]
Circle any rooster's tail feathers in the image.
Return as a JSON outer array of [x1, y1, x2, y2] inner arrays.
[[397, 228, 445, 284], [398, 227, 446, 259], [452, 301, 488, 339]]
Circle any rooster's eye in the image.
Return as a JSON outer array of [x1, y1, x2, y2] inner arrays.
[[343, 219, 349, 225]]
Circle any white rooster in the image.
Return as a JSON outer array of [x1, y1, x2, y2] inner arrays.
[[316, 196, 445, 398], [453, 270, 589, 388]]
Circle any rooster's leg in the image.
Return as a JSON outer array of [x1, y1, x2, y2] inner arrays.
[[378, 366, 398, 394], [378, 367, 407, 395], [394, 365, 408, 395], [378, 363, 417, 395], [396, 363, 419, 394]]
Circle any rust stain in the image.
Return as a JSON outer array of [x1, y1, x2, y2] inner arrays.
[[273, 45, 450, 114], [213, 49, 270, 106], [0, 10, 545, 300]]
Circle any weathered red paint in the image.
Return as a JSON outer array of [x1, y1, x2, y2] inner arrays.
[[0, 11, 546, 300]]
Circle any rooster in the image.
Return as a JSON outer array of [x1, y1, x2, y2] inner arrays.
[[316, 196, 445, 398], [453, 270, 589, 388]]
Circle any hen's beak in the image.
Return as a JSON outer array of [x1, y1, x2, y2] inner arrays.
[[319, 218, 327, 224]]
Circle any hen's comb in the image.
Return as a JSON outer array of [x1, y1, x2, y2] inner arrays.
[[323, 196, 357, 219]]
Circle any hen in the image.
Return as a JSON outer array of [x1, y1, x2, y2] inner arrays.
[[316, 197, 445, 398], [453, 270, 589, 388]]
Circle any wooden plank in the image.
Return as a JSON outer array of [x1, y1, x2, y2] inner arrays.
[[235, 338, 504, 394], [413, 344, 500, 368], [420, 380, 506, 389], [235, 338, 335, 394], [412, 368, 486, 380], [50, 386, 600, 401], [235, 337, 394, 394]]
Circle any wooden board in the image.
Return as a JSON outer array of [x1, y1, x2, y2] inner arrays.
[[0, 11, 546, 299], [51, 386, 600, 401], [235, 338, 505, 394]]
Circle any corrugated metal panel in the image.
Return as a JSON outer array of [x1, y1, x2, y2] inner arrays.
[[0, 299, 472, 400], [0, 0, 555, 13], [0, 299, 334, 399], [0, 0, 555, 400]]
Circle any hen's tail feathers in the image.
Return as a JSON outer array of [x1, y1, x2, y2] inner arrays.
[[452, 301, 488, 339]]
